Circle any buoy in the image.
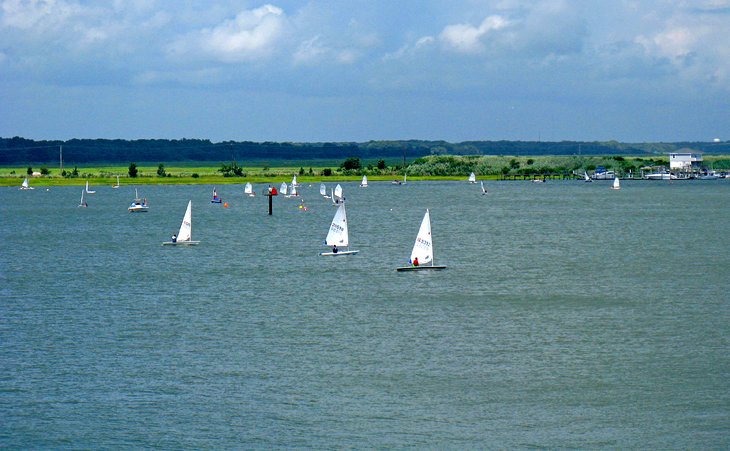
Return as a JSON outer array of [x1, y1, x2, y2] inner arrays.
[[223, 202, 229, 208]]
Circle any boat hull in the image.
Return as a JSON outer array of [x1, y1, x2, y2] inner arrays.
[[396, 265, 447, 272], [162, 240, 200, 246], [319, 250, 359, 256]]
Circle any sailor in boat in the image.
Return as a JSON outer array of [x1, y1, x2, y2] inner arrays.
[[412, 257, 419, 267], [332, 245, 338, 254], [171, 234, 177, 243]]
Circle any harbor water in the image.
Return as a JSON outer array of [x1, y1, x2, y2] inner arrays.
[[1, 180, 729, 448]]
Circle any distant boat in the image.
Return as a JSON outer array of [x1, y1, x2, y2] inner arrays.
[[319, 203, 358, 256], [291, 175, 299, 187], [360, 175, 368, 187], [391, 179, 402, 185], [583, 171, 592, 183], [279, 182, 288, 196], [112, 175, 120, 188], [162, 200, 200, 246], [78, 189, 88, 207], [610, 176, 621, 190], [332, 184, 344, 204], [85, 180, 96, 194], [244, 182, 255, 197], [468, 172, 476, 183], [532, 178, 545, 183], [128, 188, 149, 212], [403, 174, 407, 185], [480, 180, 487, 195], [396, 209, 447, 271], [287, 183, 300, 197], [211, 187, 222, 203], [320, 183, 330, 198], [19, 177, 34, 190], [644, 171, 675, 180]]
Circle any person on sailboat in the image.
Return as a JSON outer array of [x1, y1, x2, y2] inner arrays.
[[412, 257, 419, 267], [332, 245, 338, 253], [171, 234, 177, 243]]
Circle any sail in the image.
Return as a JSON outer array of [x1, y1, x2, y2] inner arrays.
[[325, 203, 349, 247], [292, 175, 298, 186], [21, 178, 30, 189], [79, 189, 86, 207], [361, 175, 368, 187], [280, 182, 288, 195], [481, 181, 487, 194], [85, 180, 95, 193], [177, 201, 193, 241], [320, 183, 326, 196], [244, 182, 253, 194], [468, 172, 476, 183], [291, 184, 298, 196], [334, 184, 343, 199], [613, 177, 621, 189], [410, 209, 434, 265]]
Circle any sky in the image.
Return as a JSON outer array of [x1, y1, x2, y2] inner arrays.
[[1, 0, 729, 143]]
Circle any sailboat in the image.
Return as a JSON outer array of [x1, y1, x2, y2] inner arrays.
[[319, 203, 359, 256], [320, 183, 330, 198], [162, 200, 200, 246], [396, 209, 447, 271], [85, 180, 96, 194], [112, 175, 120, 188], [468, 172, 477, 183], [128, 188, 149, 212], [583, 171, 593, 183], [291, 175, 299, 187], [480, 181, 487, 195], [279, 182, 288, 196], [211, 187, 222, 203], [610, 176, 621, 190], [19, 177, 34, 190], [360, 175, 368, 187], [244, 182, 255, 197], [78, 189, 88, 207], [332, 184, 344, 205]]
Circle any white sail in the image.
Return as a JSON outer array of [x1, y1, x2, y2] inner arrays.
[[79, 189, 87, 207], [611, 177, 621, 190], [584, 171, 592, 182], [320, 183, 327, 196], [410, 209, 434, 265], [112, 175, 120, 188], [325, 203, 349, 247], [404, 174, 407, 184], [280, 182, 288, 195], [292, 175, 298, 186], [177, 200, 193, 241], [290, 184, 299, 196], [360, 175, 368, 187], [468, 172, 476, 183], [244, 182, 254, 196], [20, 177, 33, 190], [334, 184, 343, 199], [85, 180, 95, 194], [481, 180, 487, 194]]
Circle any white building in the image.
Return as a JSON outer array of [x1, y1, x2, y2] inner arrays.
[[669, 152, 702, 171]]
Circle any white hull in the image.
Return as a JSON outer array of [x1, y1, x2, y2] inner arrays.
[[319, 250, 359, 256], [162, 240, 200, 246], [128, 206, 149, 212], [396, 265, 447, 272]]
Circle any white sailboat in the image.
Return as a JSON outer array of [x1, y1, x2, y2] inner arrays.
[[396, 209, 447, 271], [332, 184, 344, 204], [610, 176, 621, 190], [162, 200, 200, 246], [112, 175, 120, 188], [360, 175, 368, 187], [468, 172, 476, 183], [85, 180, 96, 194], [583, 171, 592, 183], [480, 180, 487, 195], [78, 189, 88, 207], [211, 187, 222, 203], [128, 188, 149, 212], [287, 183, 300, 197], [291, 175, 299, 187], [19, 177, 34, 190], [320, 183, 330, 198], [244, 182, 255, 197], [319, 203, 359, 256], [279, 182, 288, 196]]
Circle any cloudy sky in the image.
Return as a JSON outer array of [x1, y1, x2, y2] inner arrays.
[[1, 0, 729, 142]]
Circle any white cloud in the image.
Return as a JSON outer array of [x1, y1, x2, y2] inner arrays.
[[439, 15, 510, 54], [169, 4, 286, 64], [293, 35, 328, 64]]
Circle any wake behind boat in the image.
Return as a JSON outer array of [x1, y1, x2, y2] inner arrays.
[[396, 209, 446, 271], [163, 200, 200, 246], [319, 203, 358, 256]]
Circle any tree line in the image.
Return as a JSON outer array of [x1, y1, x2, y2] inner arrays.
[[1, 136, 728, 164]]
